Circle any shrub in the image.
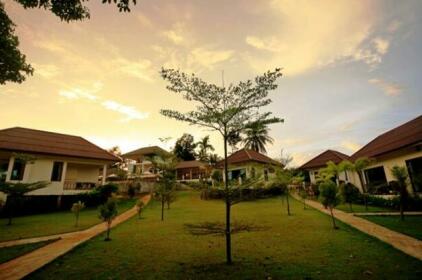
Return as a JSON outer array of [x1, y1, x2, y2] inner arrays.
[[339, 183, 360, 212], [98, 197, 118, 241], [319, 181, 340, 229], [127, 184, 136, 198], [71, 201, 85, 227], [96, 183, 118, 202]]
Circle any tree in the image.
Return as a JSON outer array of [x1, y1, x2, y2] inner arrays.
[[299, 187, 307, 210], [279, 149, 293, 167], [0, 181, 47, 225], [160, 67, 283, 264], [242, 121, 274, 154], [319, 181, 340, 229], [98, 197, 118, 241], [108, 146, 122, 157], [353, 157, 374, 211], [338, 160, 354, 183], [390, 165, 409, 221], [136, 199, 144, 219], [151, 154, 177, 221], [173, 133, 197, 161], [339, 183, 359, 212], [227, 130, 242, 153], [197, 135, 215, 162], [1, 0, 136, 84], [71, 201, 85, 227]]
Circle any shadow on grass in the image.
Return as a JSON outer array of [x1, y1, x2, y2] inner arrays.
[[184, 221, 269, 236]]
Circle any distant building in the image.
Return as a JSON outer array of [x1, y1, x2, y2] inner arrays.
[[0, 127, 119, 196], [216, 149, 283, 183], [350, 115, 422, 194], [299, 150, 350, 185], [175, 160, 211, 182], [122, 146, 169, 182]]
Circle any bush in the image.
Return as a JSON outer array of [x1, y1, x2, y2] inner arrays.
[[127, 184, 136, 198], [96, 183, 118, 202]]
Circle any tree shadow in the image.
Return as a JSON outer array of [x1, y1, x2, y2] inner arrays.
[[184, 221, 269, 236]]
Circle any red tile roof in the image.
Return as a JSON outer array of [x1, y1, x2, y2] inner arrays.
[[299, 150, 350, 170], [176, 160, 209, 169], [0, 127, 119, 161], [351, 115, 422, 160], [123, 146, 169, 159], [216, 149, 282, 167]]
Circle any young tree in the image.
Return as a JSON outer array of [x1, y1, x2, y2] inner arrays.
[[136, 199, 145, 219], [173, 133, 197, 161], [98, 197, 118, 241], [390, 165, 409, 221], [339, 183, 359, 212], [197, 135, 215, 162], [0, 181, 46, 225], [151, 154, 177, 221], [160, 68, 283, 264], [299, 187, 307, 210], [242, 121, 274, 154], [319, 181, 340, 229], [353, 157, 374, 211], [1, 0, 136, 84], [71, 201, 85, 227], [274, 169, 292, 215]]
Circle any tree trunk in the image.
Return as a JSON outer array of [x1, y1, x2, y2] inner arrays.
[[105, 221, 111, 241], [286, 190, 291, 216], [223, 134, 232, 265], [161, 197, 165, 221], [357, 171, 368, 211], [329, 207, 338, 229]]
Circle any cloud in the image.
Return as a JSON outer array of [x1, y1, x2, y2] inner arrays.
[[189, 48, 234, 68], [387, 20, 401, 33], [113, 58, 154, 81], [101, 100, 149, 122], [244, 0, 391, 75], [341, 141, 361, 153], [58, 82, 148, 121], [368, 78, 404, 96], [162, 23, 186, 45], [33, 63, 60, 79]]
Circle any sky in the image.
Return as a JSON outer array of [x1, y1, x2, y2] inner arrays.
[[1, 0, 421, 166]]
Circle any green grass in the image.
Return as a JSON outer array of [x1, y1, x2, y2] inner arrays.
[[362, 215, 422, 240], [0, 198, 136, 242], [28, 191, 421, 279], [0, 239, 57, 264], [336, 203, 392, 213]]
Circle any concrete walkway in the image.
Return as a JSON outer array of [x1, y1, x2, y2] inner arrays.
[[0, 195, 151, 280], [353, 211, 422, 216], [292, 194, 422, 261]]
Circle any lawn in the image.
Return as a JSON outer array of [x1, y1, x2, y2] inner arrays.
[[0, 198, 136, 242], [336, 203, 392, 213], [28, 191, 421, 279], [362, 215, 422, 240], [0, 239, 57, 264]]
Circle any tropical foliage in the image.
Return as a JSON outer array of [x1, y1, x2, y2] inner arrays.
[[71, 201, 85, 227], [242, 121, 274, 154], [160, 67, 283, 264], [98, 197, 118, 241]]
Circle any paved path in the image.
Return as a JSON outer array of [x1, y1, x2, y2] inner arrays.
[[0, 195, 151, 280], [353, 211, 422, 216], [292, 194, 422, 261]]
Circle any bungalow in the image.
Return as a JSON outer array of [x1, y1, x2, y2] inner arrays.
[[299, 150, 350, 185], [216, 149, 283, 183], [0, 127, 119, 197], [350, 115, 422, 194], [175, 160, 211, 182], [122, 146, 169, 182]]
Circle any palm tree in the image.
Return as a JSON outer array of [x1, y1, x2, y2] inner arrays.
[[0, 181, 47, 225], [391, 165, 409, 221], [352, 157, 374, 211], [197, 135, 215, 162], [242, 121, 274, 154]]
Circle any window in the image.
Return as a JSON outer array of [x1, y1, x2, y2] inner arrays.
[[364, 166, 387, 187], [51, 162, 64, 182], [406, 157, 422, 193], [11, 160, 25, 181], [264, 169, 269, 181], [0, 160, 9, 182]]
